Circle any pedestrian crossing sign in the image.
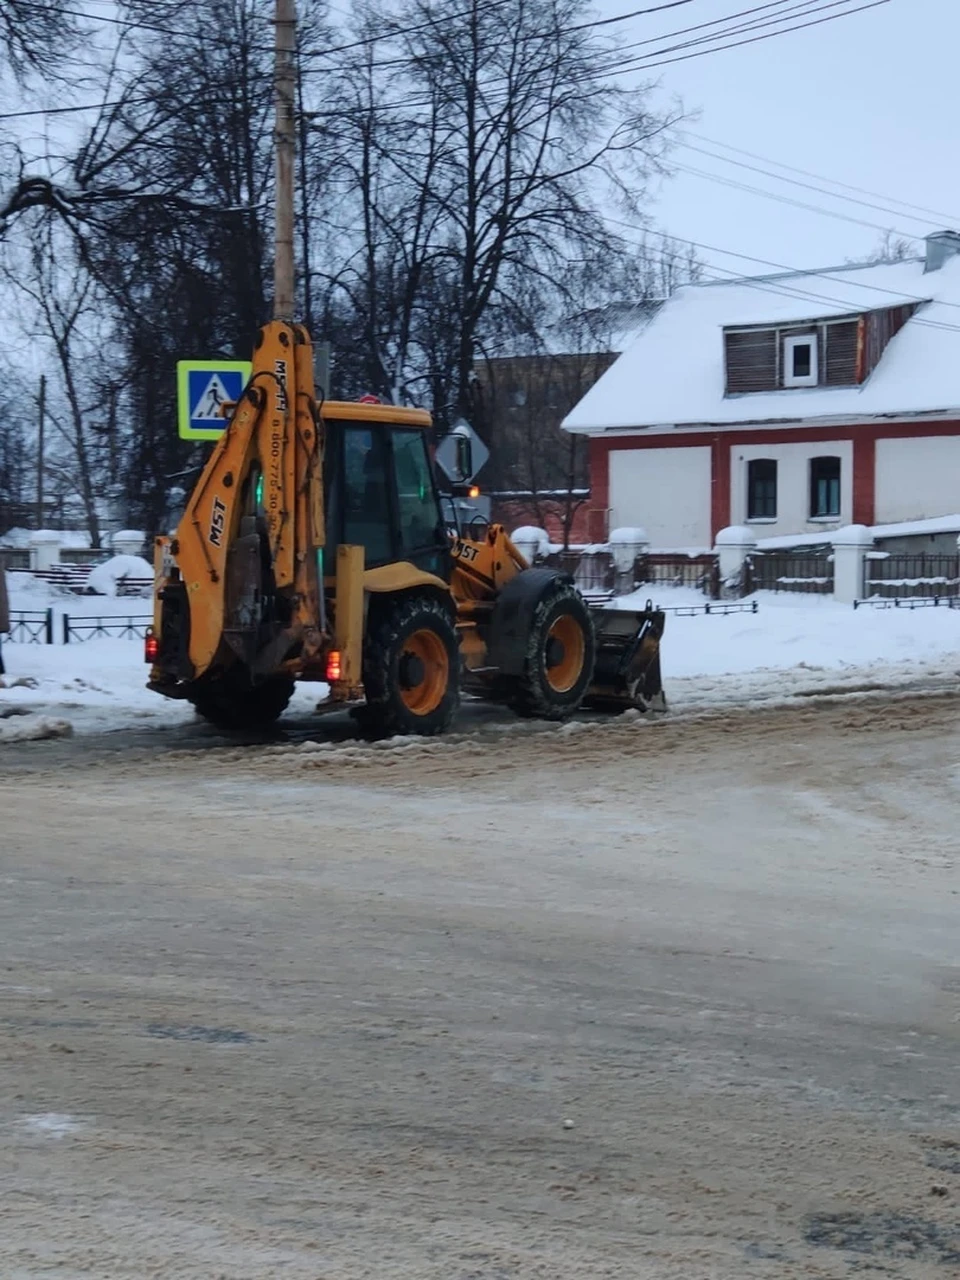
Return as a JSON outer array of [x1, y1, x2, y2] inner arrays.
[[177, 360, 252, 440]]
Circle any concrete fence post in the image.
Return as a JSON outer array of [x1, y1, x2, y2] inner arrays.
[[831, 525, 874, 604], [714, 526, 757, 597], [608, 527, 650, 595], [29, 530, 62, 572]]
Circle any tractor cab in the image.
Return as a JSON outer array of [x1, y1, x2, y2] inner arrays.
[[320, 401, 450, 582]]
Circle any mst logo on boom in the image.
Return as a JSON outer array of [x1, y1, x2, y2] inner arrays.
[[208, 496, 227, 547]]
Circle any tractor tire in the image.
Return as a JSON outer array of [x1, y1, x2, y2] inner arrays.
[[189, 673, 294, 731], [361, 595, 460, 738], [505, 581, 595, 721]]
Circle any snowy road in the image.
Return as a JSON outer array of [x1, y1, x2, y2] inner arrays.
[[2, 694, 959, 1277]]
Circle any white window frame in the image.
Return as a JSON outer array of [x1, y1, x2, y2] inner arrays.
[[783, 334, 818, 388]]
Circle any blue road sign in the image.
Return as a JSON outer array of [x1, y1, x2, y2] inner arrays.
[[177, 360, 252, 440]]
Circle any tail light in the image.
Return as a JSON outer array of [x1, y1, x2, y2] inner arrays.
[[144, 629, 159, 664], [326, 649, 342, 682]]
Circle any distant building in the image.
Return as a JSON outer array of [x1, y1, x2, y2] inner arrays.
[[475, 302, 661, 540], [563, 232, 960, 548]]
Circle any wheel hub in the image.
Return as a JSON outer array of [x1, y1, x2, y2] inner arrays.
[[544, 636, 565, 668], [399, 651, 426, 689]]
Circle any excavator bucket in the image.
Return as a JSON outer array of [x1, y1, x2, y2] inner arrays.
[[585, 600, 666, 713]]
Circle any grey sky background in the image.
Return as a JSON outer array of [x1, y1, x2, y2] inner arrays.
[[604, 0, 956, 276]]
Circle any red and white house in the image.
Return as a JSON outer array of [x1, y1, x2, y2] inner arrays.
[[563, 232, 960, 549]]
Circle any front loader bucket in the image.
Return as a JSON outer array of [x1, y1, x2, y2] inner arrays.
[[585, 600, 666, 712]]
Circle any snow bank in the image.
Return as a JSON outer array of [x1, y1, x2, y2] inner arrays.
[[0, 714, 73, 743], [87, 555, 153, 597], [612, 588, 960, 681]]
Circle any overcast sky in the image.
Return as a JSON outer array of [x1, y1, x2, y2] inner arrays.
[[603, 0, 957, 278], [3, 0, 952, 287]]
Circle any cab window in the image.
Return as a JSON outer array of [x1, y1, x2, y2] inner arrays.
[[342, 425, 392, 566], [392, 428, 439, 555]]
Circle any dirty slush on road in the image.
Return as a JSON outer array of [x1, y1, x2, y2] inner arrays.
[[1, 693, 959, 1277]]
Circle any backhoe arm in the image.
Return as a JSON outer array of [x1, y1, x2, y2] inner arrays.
[[152, 321, 324, 684]]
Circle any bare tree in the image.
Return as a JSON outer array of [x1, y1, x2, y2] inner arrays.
[[0, 0, 84, 80], [318, 0, 679, 428], [1, 220, 116, 545]]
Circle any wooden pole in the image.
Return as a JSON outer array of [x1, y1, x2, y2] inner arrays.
[[274, 0, 296, 321], [36, 374, 46, 529], [296, 49, 313, 332]]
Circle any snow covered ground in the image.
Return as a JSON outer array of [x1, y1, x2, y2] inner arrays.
[[646, 587, 960, 710], [3, 580, 960, 741]]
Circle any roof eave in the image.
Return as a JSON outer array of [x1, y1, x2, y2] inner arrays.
[[563, 407, 960, 436]]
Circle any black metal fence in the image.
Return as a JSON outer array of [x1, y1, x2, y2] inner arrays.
[[62, 614, 151, 643], [7, 609, 54, 644], [635, 553, 721, 598], [5, 611, 151, 644], [746, 551, 834, 594], [0, 547, 30, 571], [60, 548, 108, 566], [863, 553, 960, 601], [544, 550, 616, 594], [657, 600, 759, 616]]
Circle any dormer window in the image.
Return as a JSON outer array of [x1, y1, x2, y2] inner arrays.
[[783, 334, 818, 387], [723, 302, 919, 395]]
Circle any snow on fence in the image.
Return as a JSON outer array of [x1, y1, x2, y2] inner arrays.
[[635, 552, 721, 598], [541, 547, 723, 598], [746, 551, 834, 595], [863, 552, 960, 601]]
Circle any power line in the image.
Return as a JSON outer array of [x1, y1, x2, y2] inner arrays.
[[609, 220, 960, 333], [684, 129, 960, 227], [0, 0, 888, 134], [297, 0, 710, 61], [596, 0, 857, 67], [601, 0, 890, 76], [677, 139, 952, 229], [14, 0, 190, 39], [671, 157, 925, 241], [296, 0, 888, 118]]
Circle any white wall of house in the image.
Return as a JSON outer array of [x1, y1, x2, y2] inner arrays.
[[730, 439, 853, 538], [875, 436, 960, 523], [609, 446, 712, 548]]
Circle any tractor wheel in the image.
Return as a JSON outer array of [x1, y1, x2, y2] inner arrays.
[[189, 673, 294, 731], [506, 581, 595, 721], [361, 595, 460, 738]]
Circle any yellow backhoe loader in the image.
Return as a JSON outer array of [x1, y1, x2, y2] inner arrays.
[[145, 323, 665, 736]]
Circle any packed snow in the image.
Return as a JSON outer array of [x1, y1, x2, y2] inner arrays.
[[564, 255, 960, 432], [86, 555, 154, 597]]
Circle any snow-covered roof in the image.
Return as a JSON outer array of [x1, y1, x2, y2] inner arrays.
[[563, 254, 960, 434]]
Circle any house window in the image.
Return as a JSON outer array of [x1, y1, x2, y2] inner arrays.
[[783, 334, 818, 387], [747, 458, 777, 520], [810, 456, 841, 518]]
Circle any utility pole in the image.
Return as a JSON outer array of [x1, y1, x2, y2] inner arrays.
[[274, 0, 297, 322], [36, 374, 46, 529], [296, 51, 313, 333]]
